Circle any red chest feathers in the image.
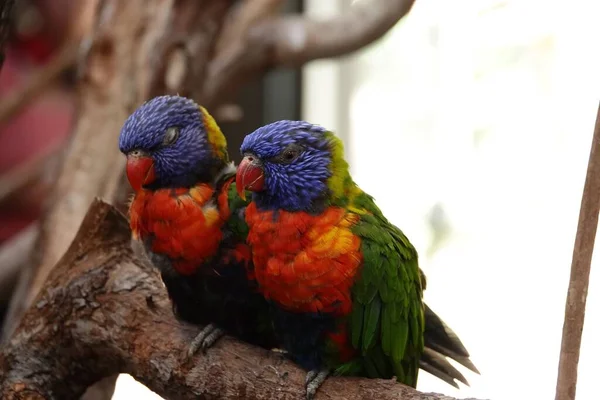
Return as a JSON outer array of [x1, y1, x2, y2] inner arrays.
[[129, 184, 231, 275], [245, 202, 363, 316]]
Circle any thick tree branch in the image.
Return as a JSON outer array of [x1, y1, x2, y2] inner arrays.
[[268, 0, 416, 65], [203, 0, 415, 105], [0, 199, 479, 400], [554, 102, 600, 400]]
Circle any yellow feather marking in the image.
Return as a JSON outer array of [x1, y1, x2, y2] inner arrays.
[[199, 106, 228, 162], [203, 206, 221, 227], [325, 131, 348, 200], [323, 131, 364, 207], [343, 213, 360, 226], [310, 226, 342, 253], [308, 214, 358, 256], [189, 186, 209, 203]]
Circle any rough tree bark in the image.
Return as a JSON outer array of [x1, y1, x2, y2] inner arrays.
[[1, 0, 418, 397], [0, 199, 482, 400]]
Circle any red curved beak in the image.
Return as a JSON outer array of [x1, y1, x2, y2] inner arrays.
[[236, 155, 264, 201], [126, 152, 156, 191]]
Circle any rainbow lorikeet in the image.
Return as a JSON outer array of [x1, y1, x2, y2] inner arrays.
[[236, 120, 477, 398], [118, 95, 275, 354], [118, 96, 476, 389]]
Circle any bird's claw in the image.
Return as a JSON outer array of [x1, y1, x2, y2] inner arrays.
[[187, 324, 225, 358], [305, 369, 329, 400]]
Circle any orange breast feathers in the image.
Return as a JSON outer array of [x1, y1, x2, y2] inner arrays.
[[129, 181, 233, 275], [245, 203, 363, 316]]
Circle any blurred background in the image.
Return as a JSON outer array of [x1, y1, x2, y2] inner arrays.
[[2, 0, 600, 399]]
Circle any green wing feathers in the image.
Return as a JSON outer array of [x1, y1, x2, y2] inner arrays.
[[347, 191, 425, 387], [225, 181, 251, 240]]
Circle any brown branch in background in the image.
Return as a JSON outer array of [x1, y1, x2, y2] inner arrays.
[[269, 0, 416, 64], [0, 0, 14, 69], [0, 0, 415, 123], [203, 0, 416, 106], [554, 103, 600, 400], [0, 200, 480, 400]]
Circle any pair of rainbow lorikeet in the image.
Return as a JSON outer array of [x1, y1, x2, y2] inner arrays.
[[118, 95, 478, 399]]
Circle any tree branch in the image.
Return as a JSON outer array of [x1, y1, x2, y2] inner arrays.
[[268, 0, 416, 65], [0, 199, 480, 400], [203, 0, 415, 105], [554, 102, 600, 400]]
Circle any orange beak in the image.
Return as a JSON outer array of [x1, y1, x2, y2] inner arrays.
[[236, 155, 265, 201], [126, 152, 156, 191]]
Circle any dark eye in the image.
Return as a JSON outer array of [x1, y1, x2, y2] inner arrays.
[[283, 149, 298, 161], [163, 126, 180, 146], [273, 143, 303, 164]]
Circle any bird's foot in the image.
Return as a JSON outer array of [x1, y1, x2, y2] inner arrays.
[[187, 323, 225, 358], [305, 369, 330, 400]]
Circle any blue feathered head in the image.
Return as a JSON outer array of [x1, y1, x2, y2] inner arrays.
[[236, 120, 350, 212], [119, 95, 228, 190]]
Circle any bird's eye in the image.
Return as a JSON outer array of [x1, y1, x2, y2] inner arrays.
[[273, 144, 303, 164], [283, 149, 298, 160], [163, 126, 180, 146]]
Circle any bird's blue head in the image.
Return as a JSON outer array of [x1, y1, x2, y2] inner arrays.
[[236, 120, 352, 213], [118, 95, 229, 191]]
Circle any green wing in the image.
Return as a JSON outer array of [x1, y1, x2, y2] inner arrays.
[[217, 165, 250, 242], [345, 191, 425, 387], [224, 180, 251, 241]]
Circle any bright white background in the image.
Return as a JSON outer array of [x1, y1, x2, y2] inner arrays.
[[113, 0, 600, 399]]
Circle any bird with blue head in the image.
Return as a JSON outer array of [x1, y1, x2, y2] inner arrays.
[[119, 95, 276, 355], [119, 95, 229, 191], [236, 120, 478, 399]]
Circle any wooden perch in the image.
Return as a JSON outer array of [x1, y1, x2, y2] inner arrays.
[[0, 199, 480, 400], [554, 103, 600, 400]]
